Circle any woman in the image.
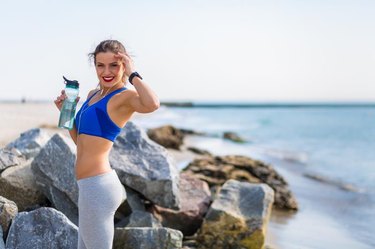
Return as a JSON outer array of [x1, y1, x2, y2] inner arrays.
[[54, 40, 160, 249]]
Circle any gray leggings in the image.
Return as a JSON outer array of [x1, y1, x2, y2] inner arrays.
[[77, 169, 127, 249]]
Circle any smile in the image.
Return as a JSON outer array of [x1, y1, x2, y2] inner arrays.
[[102, 76, 115, 82]]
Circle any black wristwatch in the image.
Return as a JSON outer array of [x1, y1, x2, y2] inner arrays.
[[129, 72, 143, 85]]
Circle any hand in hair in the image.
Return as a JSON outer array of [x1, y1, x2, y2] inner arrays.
[[114, 51, 135, 78]]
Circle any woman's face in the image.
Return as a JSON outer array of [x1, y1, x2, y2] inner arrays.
[[95, 51, 125, 87]]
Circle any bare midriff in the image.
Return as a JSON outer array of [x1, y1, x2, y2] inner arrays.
[[75, 134, 114, 180]]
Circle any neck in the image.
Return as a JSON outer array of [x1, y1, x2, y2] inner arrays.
[[99, 82, 124, 96]]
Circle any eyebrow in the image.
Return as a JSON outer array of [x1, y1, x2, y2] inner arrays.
[[96, 61, 119, 65]]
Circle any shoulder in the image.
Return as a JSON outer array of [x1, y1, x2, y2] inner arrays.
[[118, 88, 158, 113], [116, 88, 137, 104], [86, 88, 99, 100]]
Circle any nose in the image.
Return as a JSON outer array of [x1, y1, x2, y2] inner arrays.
[[103, 66, 111, 75]]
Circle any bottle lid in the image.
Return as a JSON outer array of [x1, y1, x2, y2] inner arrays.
[[63, 76, 79, 88]]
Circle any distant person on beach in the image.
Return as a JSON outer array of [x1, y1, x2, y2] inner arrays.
[[54, 39, 160, 249]]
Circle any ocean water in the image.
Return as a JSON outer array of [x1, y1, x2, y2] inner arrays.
[[133, 105, 375, 248]]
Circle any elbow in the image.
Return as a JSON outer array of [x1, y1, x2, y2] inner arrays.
[[153, 100, 161, 110], [149, 100, 160, 112]]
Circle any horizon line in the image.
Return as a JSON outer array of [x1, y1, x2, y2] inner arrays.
[[1, 99, 375, 108]]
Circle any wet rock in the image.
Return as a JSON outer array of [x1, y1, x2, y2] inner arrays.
[[5, 207, 77, 249], [179, 128, 206, 136], [183, 155, 298, 210], [111, 122, 181, 210], [304, 172, 363, 192], [197, 179, 274, 249], [147, 125, 184, 150], [149, 173, 211, 236], [113, 227, 183, 249], [223, 131, 246, 143], [186, 147, 212, 156]]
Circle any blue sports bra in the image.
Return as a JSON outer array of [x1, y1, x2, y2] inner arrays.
[[74, 87, 127, 142]]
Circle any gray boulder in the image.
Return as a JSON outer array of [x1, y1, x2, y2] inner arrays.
[[197, 179, 274, 249], [113, 227, 183, 249], [150, 173, 211, 236], [116, 210, 162, 228], [118, 187, 146, 216], [5, 207, 78, 249], [30, 133, 79, 225], [111, 122, 181, 210], [0, 148, 24, 172], [0, 226, 4, 249], [5, 128, 51, 160], [0, 196, 17, 243], [0, 161, 48, 212]]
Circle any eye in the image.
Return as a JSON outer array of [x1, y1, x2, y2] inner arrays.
[[96, 64, 104, 67], [111, 64, 118, 67]]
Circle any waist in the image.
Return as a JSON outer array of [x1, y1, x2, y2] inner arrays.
[[75, 156, 112, 179]]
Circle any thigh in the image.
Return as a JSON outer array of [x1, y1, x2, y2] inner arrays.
[[78, 230, 87, 249], [77, 169, 125, 249], [78, 207, 115, 249]]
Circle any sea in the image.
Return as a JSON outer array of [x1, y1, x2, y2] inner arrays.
[[133, 103, 375, 249]]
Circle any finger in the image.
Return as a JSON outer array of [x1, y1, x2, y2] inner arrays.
[[116, 52, 130, 62], [114, 52, 125, 59]]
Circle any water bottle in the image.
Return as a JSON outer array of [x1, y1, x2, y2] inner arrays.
[[58, 76, 79, 130]]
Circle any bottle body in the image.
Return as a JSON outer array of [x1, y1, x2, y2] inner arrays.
[[58, 85, 79, 130]]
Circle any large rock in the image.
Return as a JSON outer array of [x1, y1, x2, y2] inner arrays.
[[183, 155, 298, 210], [117, 187, 146, 217], [116, 210, 162, 228], [197, 179, 274, 249], [0, 196, 17, 243], [30, 133, 79, 225], [0, 148, 24, 172], [113, 227, 183, 249], [5, 128, 51, 160], [111, 122, 181, 210], [5, 207, 78, 249], [149, 173, 211, 236], [0, 161, 48, 212], [0, 226, 4, 249], [147, 125, 184, 150]]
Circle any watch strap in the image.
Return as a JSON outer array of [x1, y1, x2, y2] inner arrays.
[[129, 72, 143, 85]]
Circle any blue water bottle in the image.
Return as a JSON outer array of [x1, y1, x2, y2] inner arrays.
[[58, 76, 79, 130]]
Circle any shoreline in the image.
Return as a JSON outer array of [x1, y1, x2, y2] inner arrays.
[[1, 102, 373, 249]]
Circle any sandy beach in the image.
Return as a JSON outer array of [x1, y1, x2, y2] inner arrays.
[[1, 102, 373, 249]]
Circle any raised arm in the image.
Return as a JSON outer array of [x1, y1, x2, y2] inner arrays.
[[114, 51, 160, 113]]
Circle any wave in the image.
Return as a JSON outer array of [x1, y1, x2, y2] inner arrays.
[[262, 148, 309, 164]]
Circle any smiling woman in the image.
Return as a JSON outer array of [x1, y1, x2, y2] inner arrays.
[[53, 39, 160, 249]]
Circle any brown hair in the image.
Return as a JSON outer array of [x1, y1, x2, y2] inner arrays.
[[88, 40, 129, 84]]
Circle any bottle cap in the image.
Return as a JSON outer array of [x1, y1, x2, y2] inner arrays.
[[63, 76, 79, 88]]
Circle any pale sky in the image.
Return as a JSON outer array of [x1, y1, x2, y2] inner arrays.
[[0, 0, 374, 102]]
